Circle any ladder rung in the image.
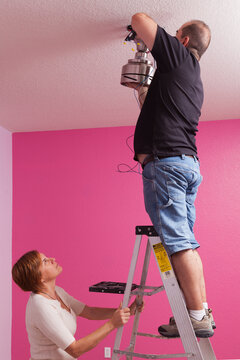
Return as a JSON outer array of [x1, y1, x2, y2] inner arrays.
[[114, 349, 193, 359], [131, 285, 164, 296], [136, 332, 170, 339]]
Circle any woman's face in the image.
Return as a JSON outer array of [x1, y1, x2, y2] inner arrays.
[[39, 253, 63, 283]]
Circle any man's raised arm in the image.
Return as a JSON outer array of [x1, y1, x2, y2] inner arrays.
[[131, 13, 158, 51]]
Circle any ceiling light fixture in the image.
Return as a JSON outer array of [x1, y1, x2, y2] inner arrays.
[[120, 25, 155, 89]]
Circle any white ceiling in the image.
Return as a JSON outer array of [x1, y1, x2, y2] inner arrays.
[[0, 0, 239, 132]]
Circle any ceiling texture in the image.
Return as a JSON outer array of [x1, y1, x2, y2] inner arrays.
[[0, 0, 240, 132]]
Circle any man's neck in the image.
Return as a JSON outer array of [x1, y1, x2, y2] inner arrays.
[[189, 48, 200, 61]]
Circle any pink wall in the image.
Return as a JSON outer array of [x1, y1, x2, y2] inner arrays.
[[12, 119, 240, 360], [0, 126, 12, 360]]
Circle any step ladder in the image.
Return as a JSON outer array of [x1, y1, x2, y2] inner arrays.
[[111, 226, 216, 360]]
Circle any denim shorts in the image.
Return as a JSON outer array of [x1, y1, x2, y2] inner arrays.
[[142, 155, 202, 256]]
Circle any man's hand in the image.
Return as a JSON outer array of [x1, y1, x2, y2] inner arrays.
[[109, 302, 131, 328]]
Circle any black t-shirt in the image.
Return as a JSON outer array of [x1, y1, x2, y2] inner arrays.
[[134, 26, 203, 160]]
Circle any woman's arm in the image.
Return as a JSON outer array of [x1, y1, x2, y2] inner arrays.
[[79, 305, 116, 320], [65, 303, 130, 358], [79, 298, 144, 320]]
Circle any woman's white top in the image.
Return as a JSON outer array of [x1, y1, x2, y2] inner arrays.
[[26, 286, 85, 360]]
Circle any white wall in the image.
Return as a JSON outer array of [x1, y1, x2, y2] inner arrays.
[[0, 126, 12, 359]]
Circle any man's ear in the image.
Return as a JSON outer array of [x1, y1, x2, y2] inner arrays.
[[182, 36, 190, 47]]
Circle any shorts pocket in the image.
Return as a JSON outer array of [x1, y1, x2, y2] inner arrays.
[[162, 197, 173, 208]]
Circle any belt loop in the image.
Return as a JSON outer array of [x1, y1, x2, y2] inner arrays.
[[193, 156, 197, 162], [181, 154, 185, 160]]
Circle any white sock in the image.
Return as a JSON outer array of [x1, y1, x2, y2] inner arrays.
[[189, 309, 206, 321], [203, 302, 208, 310]]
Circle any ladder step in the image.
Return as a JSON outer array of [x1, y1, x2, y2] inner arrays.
[[89, 281, 138, 294], [114, 349, 193, 359], [136, 226, 158, 236]]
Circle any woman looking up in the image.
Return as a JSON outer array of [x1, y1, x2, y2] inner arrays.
[[12, 250, 143, 359]]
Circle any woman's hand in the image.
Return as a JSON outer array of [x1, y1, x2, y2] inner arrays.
[[109, 302, 131, 328], [129, 297, 145, 316]]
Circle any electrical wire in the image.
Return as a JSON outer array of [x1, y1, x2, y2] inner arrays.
[[133, 57, 156, 110], [126, 134, 134, 153], [117, 55, 156, 175], [117, 162, 141, 174], [116, 134, 142, 174]]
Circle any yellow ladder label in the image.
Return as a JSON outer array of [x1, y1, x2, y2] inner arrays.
[[153, 243, 172, 273]]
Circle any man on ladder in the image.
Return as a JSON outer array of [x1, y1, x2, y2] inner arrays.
[[130, 12, 214, 338]]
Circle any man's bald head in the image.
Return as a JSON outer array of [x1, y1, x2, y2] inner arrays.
[[176, 20, 211, 60]]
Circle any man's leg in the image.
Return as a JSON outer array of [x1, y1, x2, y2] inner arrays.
[[193, 249, 207, 303], [142, 157, 214, 337], [142, 157, 207, 310], [159, 248, 214, 338], [171, 249, 205, 310]]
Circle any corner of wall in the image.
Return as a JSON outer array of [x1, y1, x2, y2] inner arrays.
[[0, 126, 12, 360]]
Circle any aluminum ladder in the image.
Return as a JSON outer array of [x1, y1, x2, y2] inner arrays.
[[112, 226, 216, 360]]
